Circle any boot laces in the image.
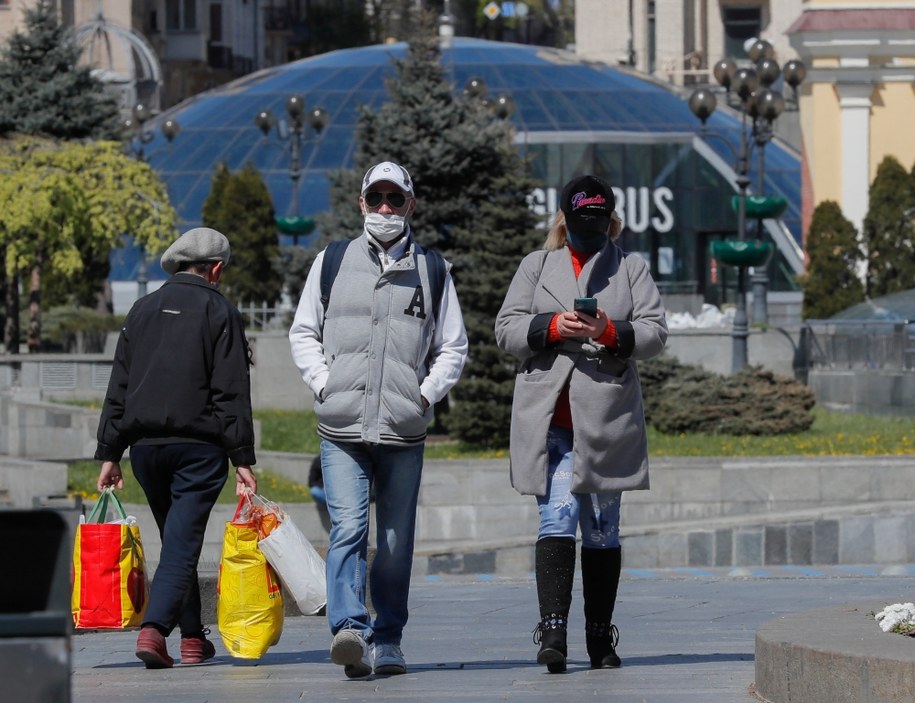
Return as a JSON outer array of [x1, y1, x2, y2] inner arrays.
[[586, 622, 620, 649], [532, 614, 567, 644]]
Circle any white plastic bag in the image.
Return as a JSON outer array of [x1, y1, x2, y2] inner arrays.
[[258, 515, 327, 615]]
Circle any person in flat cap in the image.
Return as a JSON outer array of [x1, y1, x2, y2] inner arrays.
[[95, 227, 257, 669], [159, 226, 232, 274], [289, 160, 468, 678], [496, 175, 668, 673]]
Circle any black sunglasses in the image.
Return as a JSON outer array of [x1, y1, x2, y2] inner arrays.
[[364, 191, 409, 208]]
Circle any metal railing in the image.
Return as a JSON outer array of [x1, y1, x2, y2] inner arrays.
[[236, 302, 292, 331], [803, 320, 915, 371]]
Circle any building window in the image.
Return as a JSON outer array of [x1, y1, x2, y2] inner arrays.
[[647, 0, 656, 74], [210, 3, 223, 43], [722, 6, 761, 60], [166, 0, 198, 31]]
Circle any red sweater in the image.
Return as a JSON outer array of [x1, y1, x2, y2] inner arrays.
[[547, 246, 618, 429]]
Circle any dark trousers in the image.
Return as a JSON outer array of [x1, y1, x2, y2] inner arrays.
[[130, 443, 228, 636]]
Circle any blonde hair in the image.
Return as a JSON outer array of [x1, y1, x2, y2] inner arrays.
[[543, 210, 622, 251]]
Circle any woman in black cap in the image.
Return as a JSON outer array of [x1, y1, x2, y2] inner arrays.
[[495, 175, 668, 672]]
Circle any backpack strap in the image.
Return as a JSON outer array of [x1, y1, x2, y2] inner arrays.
[[419, 245, 447, 326], [319, 239, 351, 315], [321, 238, 448, 323]]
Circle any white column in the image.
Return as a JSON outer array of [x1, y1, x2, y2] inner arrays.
[[836, 82, 873, 238]]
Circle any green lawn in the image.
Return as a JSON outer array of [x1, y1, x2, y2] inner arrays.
[[67, 407, 913, 503], [256, 407, 913, 458], [67, 460, 312, 505], [647, 408, 913, 456]]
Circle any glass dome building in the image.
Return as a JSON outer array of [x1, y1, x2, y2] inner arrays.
[[122, 37, 803, 310]]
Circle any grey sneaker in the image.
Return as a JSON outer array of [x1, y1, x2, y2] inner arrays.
[[330, 629, 372, 678], [373, 643, 407, 675]]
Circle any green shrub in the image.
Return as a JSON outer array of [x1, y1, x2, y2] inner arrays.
[[638, 353, 710, 427], [42, 306, 123, 352], [639, 354, 816, 435]]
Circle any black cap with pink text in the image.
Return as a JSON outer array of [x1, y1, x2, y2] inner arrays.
[[559, 175, 615, 222]]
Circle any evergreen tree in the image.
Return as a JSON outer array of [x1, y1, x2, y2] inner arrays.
[[317, 21, 543, 447], [863, 155, 915, 297], [202, 163, 282, 307], [202, 162, 232, 229], [798, 201, 864, 320], [0, 0, 120, 140]]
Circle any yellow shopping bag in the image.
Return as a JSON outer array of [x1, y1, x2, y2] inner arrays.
[[216, 497, 284, 659]]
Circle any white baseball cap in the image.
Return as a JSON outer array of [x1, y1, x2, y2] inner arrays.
[[361, 161, 414, 195]]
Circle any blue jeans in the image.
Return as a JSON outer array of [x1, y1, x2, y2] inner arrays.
[[130, 443, 228, 635], [537, 427, 622, 548], [320, 438, 424, 645]]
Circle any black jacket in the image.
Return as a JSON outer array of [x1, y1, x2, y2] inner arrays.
[[95, 273, 256, 467]]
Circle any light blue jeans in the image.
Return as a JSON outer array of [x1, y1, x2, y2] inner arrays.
[[320, 438, 424, 646], [537, 427, 622, 548]]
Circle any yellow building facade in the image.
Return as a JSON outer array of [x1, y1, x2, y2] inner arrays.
[[788, 0, 915, 236]]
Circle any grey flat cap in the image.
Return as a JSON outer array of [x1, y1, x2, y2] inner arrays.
[[160, 227, 231, 275]]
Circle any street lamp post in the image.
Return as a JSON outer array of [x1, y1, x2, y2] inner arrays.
[[689, 46, 805, 372], [690, 66, 758, 372], [462, 77, 516, 120], [714, 41, 807, 327], [122, 104, 180, 297], [123, 103, 180, 162], [747, 57, 783, 327], [254, 96, 329, 245], [744, 40, 806, 327], [438, 0, 455, 49]]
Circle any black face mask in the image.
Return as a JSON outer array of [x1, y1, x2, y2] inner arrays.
[[566, 216, 610, 255]]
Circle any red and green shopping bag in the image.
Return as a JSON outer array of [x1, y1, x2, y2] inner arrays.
[[71, 487, 148, 629]]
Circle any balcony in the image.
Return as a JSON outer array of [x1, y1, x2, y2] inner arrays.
[[264, 7, 293, 32], [207, 44, 233, 70]]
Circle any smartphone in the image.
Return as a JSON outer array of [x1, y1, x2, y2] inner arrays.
[[573, 297, 598, 316]]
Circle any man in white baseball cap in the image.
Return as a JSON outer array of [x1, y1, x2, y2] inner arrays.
[[361, 160, 414, 197], [289, 161, 468, 678]]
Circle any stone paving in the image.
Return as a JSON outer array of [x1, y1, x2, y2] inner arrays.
[[69, 566, 915, 703]]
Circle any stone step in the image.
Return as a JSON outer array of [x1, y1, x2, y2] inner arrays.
[[620, 499, 915, 569], [259, 452, 519, 507], [0, 457, 69, 508], [12, 454, 915, 587], [755, 599, 915, 703]]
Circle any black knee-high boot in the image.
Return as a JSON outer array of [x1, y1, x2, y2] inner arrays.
[[533, 537, 575, 673], [581, 546, 622, 669]]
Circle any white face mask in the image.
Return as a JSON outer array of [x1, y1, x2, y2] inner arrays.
[[364, 212, 406, 243]]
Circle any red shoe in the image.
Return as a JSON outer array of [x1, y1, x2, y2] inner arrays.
[[181, 629, 216, 664], [136, 626, 174, 669]]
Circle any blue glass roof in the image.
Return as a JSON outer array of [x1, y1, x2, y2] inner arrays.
[[133, 38, 800, 278]]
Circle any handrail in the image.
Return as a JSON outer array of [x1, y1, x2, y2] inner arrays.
[[802, 320, 915, 371]]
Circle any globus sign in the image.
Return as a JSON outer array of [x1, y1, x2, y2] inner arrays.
[[528, 186, 675, 233]]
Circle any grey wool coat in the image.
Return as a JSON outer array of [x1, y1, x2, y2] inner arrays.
[[494, 242, 668, 496]]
